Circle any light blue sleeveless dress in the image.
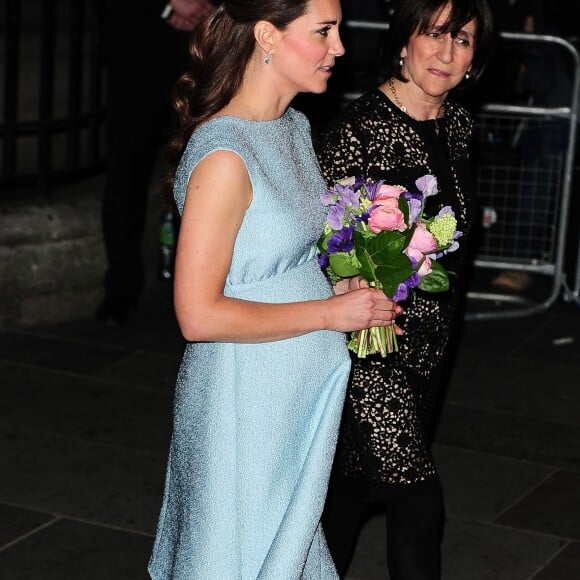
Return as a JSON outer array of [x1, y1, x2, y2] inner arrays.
[[148, 108, 351, 579]]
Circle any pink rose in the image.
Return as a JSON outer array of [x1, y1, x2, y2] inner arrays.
[[408, 222, 437, 253], [376, 184, 405, 200], [406, 247, 432, 276], [373, 196, 399, 209], [368, 206, 407, 233]]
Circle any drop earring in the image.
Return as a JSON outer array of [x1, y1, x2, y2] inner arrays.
[[264, 52, 271, 65], [465, 67, 472, 80], [399, 57, 404, 68]]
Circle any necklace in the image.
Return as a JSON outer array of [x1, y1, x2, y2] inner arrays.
[[387, 77, 445, 134]]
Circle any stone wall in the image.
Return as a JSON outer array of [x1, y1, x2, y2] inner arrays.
[[0, 165, 167, 329], [0, 175, 106, 328]]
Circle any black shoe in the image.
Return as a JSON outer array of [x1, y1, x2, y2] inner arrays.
[[95, 294, 137, 325]]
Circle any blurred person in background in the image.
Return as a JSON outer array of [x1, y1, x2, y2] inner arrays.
[[97, 0, 215, 324], [486, 0, 576, 292]]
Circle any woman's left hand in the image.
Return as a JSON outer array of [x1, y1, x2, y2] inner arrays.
[[333, 275, 368, 295]]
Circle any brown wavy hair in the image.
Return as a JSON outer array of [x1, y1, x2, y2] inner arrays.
[[164, 0, 309, 199]]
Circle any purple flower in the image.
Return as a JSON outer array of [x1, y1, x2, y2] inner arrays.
[[429, 233, 462, 259], [392, 270, 422, 301], [336, 183, 361, 210], [318, 252, 329, 269], [364, 180, 384, 201], [407, 272, 422, 288], [393, 282, 409, 301], [437, 205, 455, 217], [401, 190, 423, 224], [357, 211, 371, 223], [321, 190, 336, 206], [327, 226, 354, 254], [327, 201, 346, 230], [352, 175, 367, 191], [403, 190, 422, 202], [415, 174, 438, 198]]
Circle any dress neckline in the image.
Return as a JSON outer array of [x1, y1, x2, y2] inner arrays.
[[373, 88, 447, 134], [212, 108, 293, 126]]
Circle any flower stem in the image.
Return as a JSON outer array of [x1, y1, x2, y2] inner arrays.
[[348, 324, 398, 358]]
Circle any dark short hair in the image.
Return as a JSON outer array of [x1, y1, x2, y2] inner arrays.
[[387, 0, 495, 85]]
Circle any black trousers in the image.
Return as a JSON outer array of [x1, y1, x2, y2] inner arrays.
[[322, 478, 444, 580], [101, 2, 189, 299]]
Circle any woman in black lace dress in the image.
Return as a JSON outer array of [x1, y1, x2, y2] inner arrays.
[[316, 1, 494, 578]]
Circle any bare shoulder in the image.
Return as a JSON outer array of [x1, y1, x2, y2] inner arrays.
[[187, 150, 252, 208]]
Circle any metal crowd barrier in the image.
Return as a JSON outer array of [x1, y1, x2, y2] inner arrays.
[[569, 233, 580, 305], [335, 25, 580, 319], [467, 33, 579, 319]]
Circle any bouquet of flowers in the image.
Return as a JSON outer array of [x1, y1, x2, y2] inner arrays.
[[318, 174, 461, 358]]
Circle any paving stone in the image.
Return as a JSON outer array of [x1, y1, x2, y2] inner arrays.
[[0, 504, 54, 548], [0, 330, 129, 374], [533, 541, 580, 579], [95, 351, 181, 392], [436, 404, 580, 472], [32, 282, 184, 356], [0, 428, 166, 535], [446, 349, 580, 426], [0, 519, 152, 580], [462, 303, 580, 364], [441, 519, 565, 580], [511, 308, 580, 367], [433, 444, 555, 522], [344, 512, 566, 580], [459, 313, 549, 356], [0, 360, 172, 453], [496, 471, 580, 540], [39, 315, 185, 357]]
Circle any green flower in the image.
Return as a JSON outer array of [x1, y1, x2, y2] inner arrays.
[[428, 212, 457, 247]]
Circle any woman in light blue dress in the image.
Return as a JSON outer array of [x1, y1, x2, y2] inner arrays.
[[148, 1, 399, 578]]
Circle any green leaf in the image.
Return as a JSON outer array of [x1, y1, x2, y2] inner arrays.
[[398, 196, 410, 223], [375, 253, 414, 297], [402, 222, 416, 247], [356, 229, 407, 256], [354, 230, 413, 295], [329, 251, 361, 278], [317, 231, 331, 252], [419, 260, 449, 293]]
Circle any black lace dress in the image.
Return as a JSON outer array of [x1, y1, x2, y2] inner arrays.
[[316, 88, 477, 500]]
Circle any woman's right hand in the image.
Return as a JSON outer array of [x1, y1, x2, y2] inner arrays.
[[325, 288, 401, 332], [164, 0, 215, 31]]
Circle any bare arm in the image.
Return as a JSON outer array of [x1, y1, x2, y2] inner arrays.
[[173, 151, 398, 343]]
